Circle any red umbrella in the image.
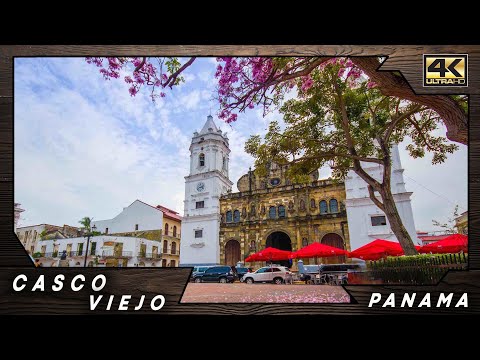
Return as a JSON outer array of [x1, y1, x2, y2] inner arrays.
[[290, 242, 348, 259], [244, 247, 292, 262], [419, 234, 468, 254], [349, 239, 404, 260]]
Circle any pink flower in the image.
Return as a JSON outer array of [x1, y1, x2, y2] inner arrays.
[[129, 86, 138, 96]]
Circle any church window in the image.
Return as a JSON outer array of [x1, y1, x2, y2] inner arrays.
[[223, 156, 227, 169], [270, 178, 281, 186], [319, 200, 328, 214], [329, 199, 339, 213], [250, 240, 256, 252], [251, 204, 256, 216], [199, 153, 205, 167], [226, 211, 233, 222], [233, 210, 240, 223], [195, 230, 203, 238], [302, 237, 308, 247], [164, 223, 169, 236], [278, 205, 286, 218], [135, 224, 139, 231], [105, 227, 108, 234], [310, 199, 316, 208], [371, 215, 387, 226], [269, 206, 276, 219], [196, 201, 205, 209]]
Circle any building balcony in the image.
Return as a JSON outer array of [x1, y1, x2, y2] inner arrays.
[[100, 250, 133, 258], [163, 234, 181, 241], [162, 249, 180, 256], [137, 252, 162, 259]]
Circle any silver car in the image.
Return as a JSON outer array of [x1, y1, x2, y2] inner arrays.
[[241, 266, 292, 285]]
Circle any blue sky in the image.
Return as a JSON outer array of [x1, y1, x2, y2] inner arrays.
[[14, 58, 467, 232]]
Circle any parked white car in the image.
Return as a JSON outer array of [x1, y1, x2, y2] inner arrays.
[[241, 266, 292, 285]]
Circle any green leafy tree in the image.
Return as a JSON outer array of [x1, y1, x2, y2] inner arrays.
[[245, 62, 458, 255], [432, 205, 460, 234]]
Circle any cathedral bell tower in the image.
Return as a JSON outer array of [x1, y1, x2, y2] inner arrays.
[[179, 115, 233, 266]]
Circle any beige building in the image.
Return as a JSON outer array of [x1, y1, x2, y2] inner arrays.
[[455, 211, 468, 235], [16, 223, 81, 255], [219, 163, 349, 268]]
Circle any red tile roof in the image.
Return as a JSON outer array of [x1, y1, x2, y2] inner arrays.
[[156, 205, 182, 221]]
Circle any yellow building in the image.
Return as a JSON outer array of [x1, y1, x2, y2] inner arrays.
[[219, 163, 349, 268], [157, 205, 182, 267], [455, 211, 468, 235]]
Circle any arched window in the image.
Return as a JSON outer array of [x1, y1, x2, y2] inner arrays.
[[320, 200, 328, 214], [199, 153, 205, 167], [226, 211, 233, 222], [278, 205, 286, 218], [233, 210, 240, 223], [163, 240, 168, 253], [162, 259, 167, 267], [173, 225, 177, 237], [269, 206, 276, 219], [300, 199, 306, 211], [222, 156, 226, 169], [164, 223, 169, 236], [250, 204, 256, 216], [171, 241, 177, 254], [329, 199, 339, 213], [310, 199, 316, 208], [250, 240, 256, 252]]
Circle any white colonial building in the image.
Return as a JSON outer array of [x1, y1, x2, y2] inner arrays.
[[92, 199, 164, 234], [34, 235, 163, 267], [180, 115, 233, 266], [345, 144, 418, 250]]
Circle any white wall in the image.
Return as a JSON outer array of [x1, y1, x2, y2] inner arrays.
[[180, 214, 220, 266], [92, 200, 163, 234], [345, 145, 419, 250]]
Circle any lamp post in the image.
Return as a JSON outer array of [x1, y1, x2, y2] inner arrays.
[[84, 224, 97, 267]]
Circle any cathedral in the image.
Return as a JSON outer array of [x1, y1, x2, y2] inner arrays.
[[180, 115, 417, 267]]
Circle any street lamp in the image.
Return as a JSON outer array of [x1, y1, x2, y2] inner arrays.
[[84, 224, 97, 267]]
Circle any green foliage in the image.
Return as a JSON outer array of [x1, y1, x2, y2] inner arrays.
[[367, 253, 467, 284], [245, 62, 459, 184], [52, 251, 58, 258], [33, 252, 42, 258], [79, 217, 92, 231]]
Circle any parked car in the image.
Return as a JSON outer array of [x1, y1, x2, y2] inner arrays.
[[189, 266, 213, 281], [192, 265, 237, 283], [299, 263, 365, 284], [241, 266, 292, 285], [235, 267, 250, 281]]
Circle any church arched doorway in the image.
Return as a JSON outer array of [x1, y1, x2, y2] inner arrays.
[[266, 231, 292, 267], [225, 240, 241, 266], [321, 233, 346, 264]]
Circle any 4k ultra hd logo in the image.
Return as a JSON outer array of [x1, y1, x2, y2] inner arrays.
[[423, 54, 468, 87]]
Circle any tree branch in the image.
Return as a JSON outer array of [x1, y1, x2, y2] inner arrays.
[[368, 185, 385, 212], [134, 57, 146, 72], [383, 104, 423, 142], [164, 57, 196, 89], [351, 57, 468, 145]]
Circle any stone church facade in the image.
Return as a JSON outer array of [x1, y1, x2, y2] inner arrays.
[[219, 163, 350, 267]]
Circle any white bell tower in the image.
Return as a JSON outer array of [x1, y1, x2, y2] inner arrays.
[[179, 115, 233, 266]]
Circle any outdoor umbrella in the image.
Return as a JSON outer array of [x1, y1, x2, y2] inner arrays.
[[245, 247, 292, 262], [290, 242, 348, 259], [290, 242, 348, 283], [348, 239, 405, 261], [419, 234, 468, 254], [348, 239, 422, 260]]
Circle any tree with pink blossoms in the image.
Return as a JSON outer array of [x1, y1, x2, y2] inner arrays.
[[86, 56, 463, 254]]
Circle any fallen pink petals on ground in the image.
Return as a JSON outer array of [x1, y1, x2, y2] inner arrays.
[[181, 283, 350, 303]]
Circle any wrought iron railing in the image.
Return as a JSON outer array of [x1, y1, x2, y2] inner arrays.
[[137, 252, 162, 259], [100, 250, 133, 258]]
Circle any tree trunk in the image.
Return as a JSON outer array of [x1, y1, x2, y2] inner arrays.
[[379, 187, 418, 255]]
